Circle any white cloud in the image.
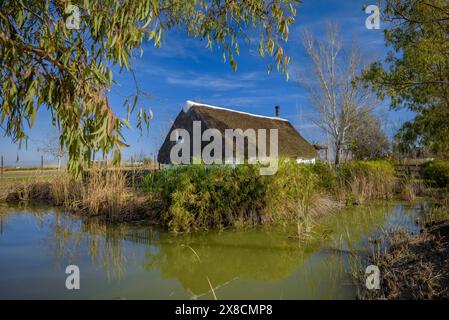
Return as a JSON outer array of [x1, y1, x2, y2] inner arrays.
[[145, 67, 267, 91], [166, 74, 255, 90]]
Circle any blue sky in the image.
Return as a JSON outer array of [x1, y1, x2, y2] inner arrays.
[[0, 0, 414, 166]]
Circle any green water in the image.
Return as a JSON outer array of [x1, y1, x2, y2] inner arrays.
[[0, 203, 426, 299]]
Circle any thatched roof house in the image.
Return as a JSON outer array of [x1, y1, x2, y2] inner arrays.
[[158, 101, 317, 164]]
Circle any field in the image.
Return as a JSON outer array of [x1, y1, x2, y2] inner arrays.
[[0, 169, 62, 181]]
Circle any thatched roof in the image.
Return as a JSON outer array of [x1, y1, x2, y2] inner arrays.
[[158, 101, 317, 164]]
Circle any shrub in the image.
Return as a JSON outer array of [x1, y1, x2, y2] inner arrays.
[[423, 161, 449, 188], [310, 161, 339, 194], [142, 164, 267, 232], [142, 160, 339, 233]]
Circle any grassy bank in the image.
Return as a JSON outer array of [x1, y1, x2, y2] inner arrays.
[[1, 160, 397, 232], [142, 162, 331, 233]]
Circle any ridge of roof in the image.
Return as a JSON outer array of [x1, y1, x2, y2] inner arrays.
[[183, 100, 289, 122]]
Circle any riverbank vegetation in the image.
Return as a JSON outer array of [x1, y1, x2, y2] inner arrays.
[[353, 159, 449, 300], [1, 159, 398, 233], [0, 169, 150, 222], [141, 160, 395, 232], [352, 0, 449, 297], [3, 159, 447, 235]]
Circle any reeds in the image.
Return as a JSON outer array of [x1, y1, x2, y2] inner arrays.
[[50, 174, 83, 209], [337, 161, 395, 205], [359, 228, 448, 299], [1, 168, 148, 221], [397, 175, 420, 202], [84, 169, 129, 219]]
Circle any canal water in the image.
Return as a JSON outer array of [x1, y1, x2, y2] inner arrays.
[[0, 203, 426, 299]]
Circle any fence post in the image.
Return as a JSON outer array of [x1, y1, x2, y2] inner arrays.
[[41, 155, 44, 170], [131, 156, 135, 188], [1, 155, 3, 178]]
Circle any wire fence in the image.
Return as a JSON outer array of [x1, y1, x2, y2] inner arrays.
[[0, 154, 62, 180], [0, 154, 160, 182]]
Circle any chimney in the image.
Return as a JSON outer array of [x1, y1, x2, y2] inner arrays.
[[275, 105, 280, 117]]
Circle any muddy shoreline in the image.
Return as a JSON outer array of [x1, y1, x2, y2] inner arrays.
[[361, 208, 449, 299]]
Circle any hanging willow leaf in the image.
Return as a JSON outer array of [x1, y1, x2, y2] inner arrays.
[[0, 0, 300, 176]]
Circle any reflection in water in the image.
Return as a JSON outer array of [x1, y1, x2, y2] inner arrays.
[[140, 204, 420, 298], [0, 202, 423, 299], [143, 230, 319, 297], [51, 216, 128, 280]]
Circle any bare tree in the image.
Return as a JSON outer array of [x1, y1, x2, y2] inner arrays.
[[300, 22, 377, 164], [37, 135, 67, 170]]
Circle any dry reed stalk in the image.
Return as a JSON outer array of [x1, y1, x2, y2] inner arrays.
[[82, 168, 134, 220], [1, 168, 149, 221], [344, 170, 395, 204]]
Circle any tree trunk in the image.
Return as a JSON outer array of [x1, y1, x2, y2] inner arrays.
[[335, 144, 341, 165]]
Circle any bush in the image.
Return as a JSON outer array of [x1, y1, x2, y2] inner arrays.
[[264, 160, 318, 223], [423, 161, 449, 188], [310, 161, 339, 194], [142, 164, 267, 232], [142, 160, 336, 233]]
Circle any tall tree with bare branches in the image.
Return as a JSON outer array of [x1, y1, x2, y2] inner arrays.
[[300, 22, 378, 164]]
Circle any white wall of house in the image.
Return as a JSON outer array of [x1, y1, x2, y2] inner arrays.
[[296, 158, 316, 164]]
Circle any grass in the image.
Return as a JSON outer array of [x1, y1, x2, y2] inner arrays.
[[0, 170, 63, 182]]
